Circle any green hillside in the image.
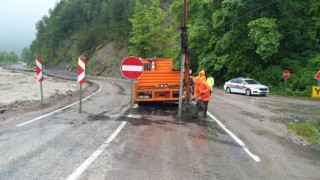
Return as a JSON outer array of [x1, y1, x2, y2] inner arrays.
[[27, 0, 320, 97]]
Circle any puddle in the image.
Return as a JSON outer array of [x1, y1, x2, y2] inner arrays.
[[88, 114, 110, 121]]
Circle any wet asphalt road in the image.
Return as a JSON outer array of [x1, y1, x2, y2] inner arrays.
[[0, 65, 319, 179], [0, 78, 131, 179]]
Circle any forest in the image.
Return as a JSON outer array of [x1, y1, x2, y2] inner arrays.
[[0, 51, 18, 64], [27, 0, 320, 96]]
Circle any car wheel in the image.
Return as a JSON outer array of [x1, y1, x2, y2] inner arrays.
[[226, 87, 231, 94], [245, 89, 251, 96]]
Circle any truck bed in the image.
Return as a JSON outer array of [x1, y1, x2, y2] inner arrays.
[[134, 58, 182, 103]]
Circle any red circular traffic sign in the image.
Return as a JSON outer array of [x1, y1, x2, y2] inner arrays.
[[121, 56, 144, 79], [283, 70, 290, 79]]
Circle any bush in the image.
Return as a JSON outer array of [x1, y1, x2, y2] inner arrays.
[[270, 87, 293, 96]]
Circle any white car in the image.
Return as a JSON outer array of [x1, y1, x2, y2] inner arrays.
[[224, 78, 269, 96]]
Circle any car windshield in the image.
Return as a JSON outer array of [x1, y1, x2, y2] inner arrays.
[[244, 79, 259, 84]]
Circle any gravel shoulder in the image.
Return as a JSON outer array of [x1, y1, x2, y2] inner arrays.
[[209, 88, 320, 152]]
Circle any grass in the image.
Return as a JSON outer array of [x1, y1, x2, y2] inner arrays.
[[288, 118, 320, 144], [270, 88, 311, 97]]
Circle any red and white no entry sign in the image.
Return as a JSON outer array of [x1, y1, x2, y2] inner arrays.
[[78, 56, 86, 84], [121, 56, 144, 79], [36, 57, 43, 82]]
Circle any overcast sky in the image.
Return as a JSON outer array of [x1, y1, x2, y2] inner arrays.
[[0, 0, 58, 56]]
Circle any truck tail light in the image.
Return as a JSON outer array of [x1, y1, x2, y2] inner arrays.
[[159, 84, 168, 87]]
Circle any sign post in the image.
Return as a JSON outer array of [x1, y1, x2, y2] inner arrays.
[[36, 58, 44, 104], [78, 56, 86, 113], [120, 56, 144, 114], [283, 70, 290, 89]]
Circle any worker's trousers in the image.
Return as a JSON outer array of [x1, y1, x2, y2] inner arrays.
[[195, 100, 209, 117]]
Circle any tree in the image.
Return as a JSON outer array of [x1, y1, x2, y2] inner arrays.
[[21, 47, 32, 63], [129, 0, 154, 57], [170, 0, 320, 95], [10, 51, 18, 63], [129, 0, 171, 57], [107, 0, 134, 46], [248, 18, 281, 60], [0, 51, 18, 63]]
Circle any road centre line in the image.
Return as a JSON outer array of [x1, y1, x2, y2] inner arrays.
[[66, 121, 127, 180], [16, 82, 102, 127], [206, 111, 261, 162]]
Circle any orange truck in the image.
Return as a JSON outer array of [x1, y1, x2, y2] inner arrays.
[[133, 58, 184, 105]]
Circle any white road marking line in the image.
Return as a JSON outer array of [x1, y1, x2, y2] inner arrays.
[[16, 82, 102, 127], [127, 114, 142, 118], [66, 121, 127, 180], [207, 112, 261, 162]]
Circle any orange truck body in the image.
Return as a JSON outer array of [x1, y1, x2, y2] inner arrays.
[[134, 58, 182, 104]]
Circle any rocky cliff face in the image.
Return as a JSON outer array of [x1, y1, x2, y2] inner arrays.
[[86, 41, 128, 79]]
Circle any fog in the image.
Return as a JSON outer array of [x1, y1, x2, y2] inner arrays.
[[0, 0, 57, 57]]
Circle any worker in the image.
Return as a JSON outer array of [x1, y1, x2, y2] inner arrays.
[[190, 69, 206, 96], [192, 78, 211, 118], [207, 75, 214, 95], [192, 70, 206, 108], [190, 70, 203, 96]]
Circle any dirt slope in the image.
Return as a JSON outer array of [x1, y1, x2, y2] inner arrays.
[[86, 41, 128, 78]]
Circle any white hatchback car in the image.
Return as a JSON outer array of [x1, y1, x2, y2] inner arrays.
[[224, 78, 269, 96]]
